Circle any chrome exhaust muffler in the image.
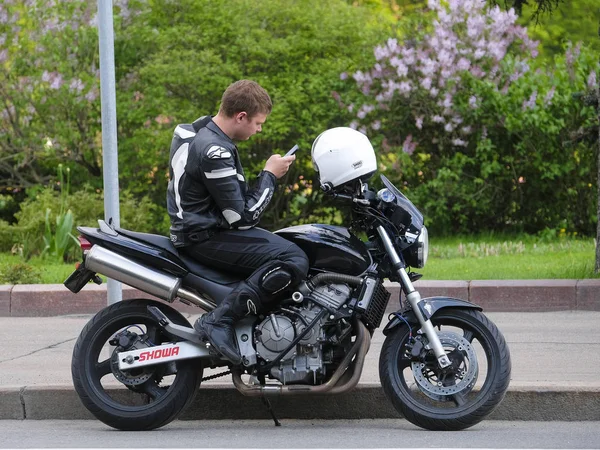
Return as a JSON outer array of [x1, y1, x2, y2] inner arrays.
[[84, 245, 216, 311]]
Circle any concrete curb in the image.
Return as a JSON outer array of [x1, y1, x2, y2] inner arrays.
[[1, 279, 599, 317], [2, 384, 599, 422]]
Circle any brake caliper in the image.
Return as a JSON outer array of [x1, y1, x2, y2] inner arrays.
[[109, 328, 156, 386]]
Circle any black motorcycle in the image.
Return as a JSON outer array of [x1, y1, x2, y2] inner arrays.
[[65, 174, 511, 431]]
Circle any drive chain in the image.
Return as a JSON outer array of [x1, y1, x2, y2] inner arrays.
[[201, 370, 232, 382]]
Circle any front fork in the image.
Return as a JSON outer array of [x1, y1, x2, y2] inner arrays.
[[377, 226, 451, 369]]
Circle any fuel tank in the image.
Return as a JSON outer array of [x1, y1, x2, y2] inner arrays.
[[275, 224, 372, 276]]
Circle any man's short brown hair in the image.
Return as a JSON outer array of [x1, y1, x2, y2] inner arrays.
[[219, 80, 272, 119]]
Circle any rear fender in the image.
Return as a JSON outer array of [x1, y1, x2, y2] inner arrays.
[[76, 226, 188, 276], [382, 296, 482, 336]]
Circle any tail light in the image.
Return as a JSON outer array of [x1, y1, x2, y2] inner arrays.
[[78, 235, 93, 251]]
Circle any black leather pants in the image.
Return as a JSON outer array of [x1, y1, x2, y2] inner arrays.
[[181, 227, 309, 290]]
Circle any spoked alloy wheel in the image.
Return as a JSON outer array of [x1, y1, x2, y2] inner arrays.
[[379, 308, 511, 431], [71, 299, 203, 430]]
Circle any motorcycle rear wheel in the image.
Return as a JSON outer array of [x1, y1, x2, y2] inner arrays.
[[71, 299, 202, 430], [379, 308, 511, 431]]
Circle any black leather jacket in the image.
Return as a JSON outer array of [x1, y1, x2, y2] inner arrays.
[[167, 117, 277, 247]]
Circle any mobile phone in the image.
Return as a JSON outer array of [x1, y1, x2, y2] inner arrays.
[[285, 144, 299, 157]]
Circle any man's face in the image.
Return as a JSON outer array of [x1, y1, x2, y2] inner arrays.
[[233, 112, 267, 141]]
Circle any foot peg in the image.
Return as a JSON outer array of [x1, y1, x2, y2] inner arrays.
[[147, 306, 205, 344], [148, 306, 169, 327]]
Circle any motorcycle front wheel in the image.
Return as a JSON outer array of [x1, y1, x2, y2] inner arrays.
[[379, 308, 511, 431], [71, 299, 203, 430]]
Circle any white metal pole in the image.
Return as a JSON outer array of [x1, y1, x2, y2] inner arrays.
[[97, 0, 122, 304]]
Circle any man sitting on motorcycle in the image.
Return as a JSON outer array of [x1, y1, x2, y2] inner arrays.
[[166, 79, 309, 365]]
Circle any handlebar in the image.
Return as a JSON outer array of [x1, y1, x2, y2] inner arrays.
[[330, 192, 372, 206]]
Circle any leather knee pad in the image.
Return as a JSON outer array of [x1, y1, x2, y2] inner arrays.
[[260, 267, 293, 294], [246, 262, 297, 300]]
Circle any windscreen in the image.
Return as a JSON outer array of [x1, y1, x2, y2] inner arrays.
[[380, 174, 424, 232]]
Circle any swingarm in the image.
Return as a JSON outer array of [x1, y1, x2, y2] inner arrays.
[[117, 341, 210, 370]]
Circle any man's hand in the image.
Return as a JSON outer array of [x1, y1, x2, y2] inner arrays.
[[264, 154, 295, 179]]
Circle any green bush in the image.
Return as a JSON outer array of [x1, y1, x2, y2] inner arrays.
[[0, 262, 42, 284], [2, 0, 392, 232], [518, 0, 600, 60], [11, 185, 167, 260], [345, 1, 598, 235], [113, 0, 393, 229], [0, 220, 17, 253], [401, 45, 598, 235], [0, 195, 18, 224], [0, 1, 105, 193]]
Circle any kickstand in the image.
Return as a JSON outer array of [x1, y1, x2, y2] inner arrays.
[[261, 395, 281, 427]]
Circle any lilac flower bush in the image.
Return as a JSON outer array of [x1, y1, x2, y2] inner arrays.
[[346, 0, 538, 144], [0, 0, 138, 190], [344, 0, 599, 235], [0, 0, 150, 254]]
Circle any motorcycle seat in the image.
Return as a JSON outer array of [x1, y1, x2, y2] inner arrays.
[[178, 254, 244, 285], [115, 227, 244, 285], [116, 227, 178, 255]]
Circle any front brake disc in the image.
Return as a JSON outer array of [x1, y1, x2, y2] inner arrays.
[[411, 331, 479, 401]]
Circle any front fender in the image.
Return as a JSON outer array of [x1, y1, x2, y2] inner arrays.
[[382, 296, 482, 336]]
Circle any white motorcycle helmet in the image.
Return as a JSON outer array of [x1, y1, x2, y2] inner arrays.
[[311, 127, 377, 191]]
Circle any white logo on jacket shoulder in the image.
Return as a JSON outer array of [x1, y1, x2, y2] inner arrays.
[[207, 146, 232, 159]]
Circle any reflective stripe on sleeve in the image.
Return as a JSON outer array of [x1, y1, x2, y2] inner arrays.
[[171, 143, 189, 219], [248, 188, 271, 212], [204, 168, 238, 179]]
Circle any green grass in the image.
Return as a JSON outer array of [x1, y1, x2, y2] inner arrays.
[[419, 234, 599, 280], [0, 254, 78, 284], [0, 234, 597, 283]]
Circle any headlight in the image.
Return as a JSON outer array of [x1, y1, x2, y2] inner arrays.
[[417, 226, 429, 268], [402, 226, 428, 268]]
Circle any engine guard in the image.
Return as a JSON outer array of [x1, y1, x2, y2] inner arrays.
[[382, 296, 482, 336]]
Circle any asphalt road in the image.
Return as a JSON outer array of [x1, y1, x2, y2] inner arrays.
[[0, 420, 598, 448]]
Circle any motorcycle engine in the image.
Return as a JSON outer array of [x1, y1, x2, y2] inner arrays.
[[254, 283, 353, 385]]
